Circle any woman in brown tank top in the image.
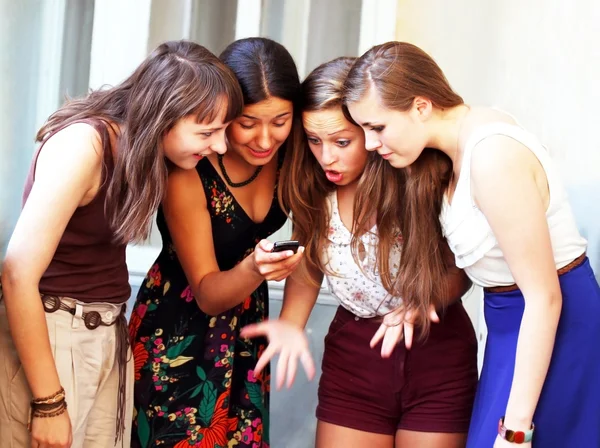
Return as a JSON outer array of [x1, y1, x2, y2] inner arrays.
[[0, 41, 243, 448]]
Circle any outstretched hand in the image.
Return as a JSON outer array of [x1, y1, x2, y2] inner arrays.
[[241, 319, 316, 390], [370, 305, 440, 357]]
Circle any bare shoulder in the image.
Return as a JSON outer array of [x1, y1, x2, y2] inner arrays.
[[165, 166, 207, 209], [470, 134, 538, 183], [466, 106, 519, 127], [167, 165, 203, 192], [36, 122, 104, 176], [463, 107, 538, 181]]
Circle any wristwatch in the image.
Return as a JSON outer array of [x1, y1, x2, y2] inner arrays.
[[498, 417, 534, 443]]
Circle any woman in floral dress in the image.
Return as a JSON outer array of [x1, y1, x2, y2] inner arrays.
[[129, 38, 305, 448]]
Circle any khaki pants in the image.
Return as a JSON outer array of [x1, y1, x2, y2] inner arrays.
[[0, 298, 133, 447]]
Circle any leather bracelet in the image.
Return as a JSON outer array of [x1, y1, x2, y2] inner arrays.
[[31, 387, 65, 405], [28, 400, 68, 432], [498, 417, 534, 443]]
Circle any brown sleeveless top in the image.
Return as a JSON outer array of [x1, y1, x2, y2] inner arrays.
[[22, 119, 130, 304]]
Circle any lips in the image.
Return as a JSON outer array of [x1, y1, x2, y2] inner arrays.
[[248, 146, 275, 159], [325, 170, 343, 183], [379, 153, 392, 160]]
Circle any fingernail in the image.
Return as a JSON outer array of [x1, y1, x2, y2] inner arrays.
[[298, 246, 305, 254]]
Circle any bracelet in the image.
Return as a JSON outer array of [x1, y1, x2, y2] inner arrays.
[[31, 387, 66, 405], [28, 400, 68, 432], [498, 417, 534, 443]]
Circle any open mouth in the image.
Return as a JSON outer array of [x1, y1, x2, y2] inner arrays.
[[325, 170, 343, 183]]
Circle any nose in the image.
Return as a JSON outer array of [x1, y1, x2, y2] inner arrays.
[[211, 134, 228, 155], [257, 126, 274, 151], [321, 143, 337, 166], [364, 132, 382, 152]]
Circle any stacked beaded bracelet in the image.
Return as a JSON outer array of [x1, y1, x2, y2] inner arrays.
[[28, 387, 68, 431], [498, 417, 535, 443]]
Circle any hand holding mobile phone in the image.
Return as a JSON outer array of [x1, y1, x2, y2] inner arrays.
[[271, 240, 301, 254]]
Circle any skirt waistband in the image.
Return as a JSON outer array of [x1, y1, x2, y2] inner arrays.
[[484, 253, 587, 294]]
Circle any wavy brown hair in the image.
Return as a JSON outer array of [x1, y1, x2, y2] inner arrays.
[[36, 40, 243, 243], [280, 57, 405, 289], [344, 41, 464, 329]]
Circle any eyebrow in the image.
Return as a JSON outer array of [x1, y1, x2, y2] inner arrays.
[[199, 127, 223, 132], [242, 112, 292, 120], [327, 128, 352, 136]]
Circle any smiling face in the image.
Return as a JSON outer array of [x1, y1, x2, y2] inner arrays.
[[162, 105, 231, 170], [302, 107, 368, 187], [347, 87, 429, 169], [226, 96, 294, 166]]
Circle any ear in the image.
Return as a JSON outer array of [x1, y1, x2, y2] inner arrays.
[[412, 96, 433, 121]]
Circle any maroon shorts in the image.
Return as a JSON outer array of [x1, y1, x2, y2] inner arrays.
[[316, 302, 478, 435]]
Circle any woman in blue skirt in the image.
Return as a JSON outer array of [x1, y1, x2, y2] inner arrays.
[[342, 41, 600, 447]]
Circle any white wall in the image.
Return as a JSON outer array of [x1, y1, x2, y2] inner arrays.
[[0, 0, 56, 257], [396, 0, 600, 182]]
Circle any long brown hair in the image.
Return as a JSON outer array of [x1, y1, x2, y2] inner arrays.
[[344, 41, 464, 329], [37, 40, 243, 243]]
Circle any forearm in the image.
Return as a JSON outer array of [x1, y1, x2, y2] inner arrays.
[[279, 273, 321, 329], [504, 296, 562, 429], [3, 279, 62, 398], [194, 256, 264, 315]]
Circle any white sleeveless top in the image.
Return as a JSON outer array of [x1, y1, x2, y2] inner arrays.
[[321, 192, 403, 317], [440, 121, 587, 287]]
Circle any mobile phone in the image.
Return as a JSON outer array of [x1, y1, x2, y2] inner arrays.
[[271, 240, 301, 254]]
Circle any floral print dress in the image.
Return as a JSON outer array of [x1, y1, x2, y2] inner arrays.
[[130, 157, 286, 448]]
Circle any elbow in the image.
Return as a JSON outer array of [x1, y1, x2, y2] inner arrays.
[[191, 286, 223, 317], [196, 299, 223, 317], [526, 290, 562, 320], [548, 292, 563, 318], [0, 261, 26, 301], [544, 290, 563, 313]]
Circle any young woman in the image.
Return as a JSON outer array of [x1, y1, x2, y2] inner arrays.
[[0, 41, 242, 448], [343, 41, 600, 447], [241, 57, 478, 448], [129, 38, 304, 448]]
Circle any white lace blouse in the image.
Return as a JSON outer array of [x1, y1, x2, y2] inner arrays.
[[321, 192, 403, 318]]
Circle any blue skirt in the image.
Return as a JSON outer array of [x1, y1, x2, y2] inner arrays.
[[467, 258, 600, 447]]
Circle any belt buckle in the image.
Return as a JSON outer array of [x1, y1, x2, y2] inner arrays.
[[83, 311, 102, 330], [42, 295, 61, 313]]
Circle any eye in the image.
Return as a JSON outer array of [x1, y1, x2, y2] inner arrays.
[[273, 120, 288, 128], [239, 123, 255, 130], [200, 132, 213, 137], [337, 140, 351, 147], [307, 137, 320, 145], [370, 126, 385, 133]]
